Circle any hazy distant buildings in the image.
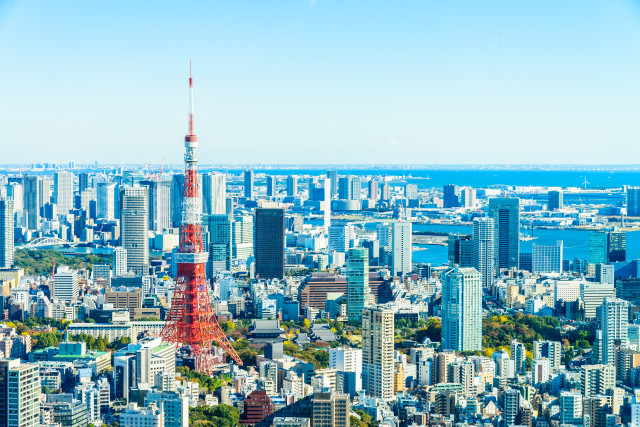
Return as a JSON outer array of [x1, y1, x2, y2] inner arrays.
[[488, 197, 520, 270], [327, 170, 338, 198], [368, 180, 378, 201], [628, 187, 640, 217], [338, 176, 360, 201], [120, 187, 149, 275], [548, 190, 563, 211], [254, 208, 285, 280], [443, 184, 459, 208], [97, 182, 116, 220], [266, 175, 276, 197], [23, 176, 40, 230], [286, 175, 298, 197]]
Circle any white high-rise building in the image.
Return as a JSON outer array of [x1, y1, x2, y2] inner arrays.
[[329, 348, 362, 391], [581, 282, 615, 320], [0, 360, 41, 427], [121, 187, 149, 275], [473, 217, 495, 288], [362, 306, 394, 400], [532, 241, 563, 274], [53, 171, 74, 216], [142, 179, 170, 233], [601, 297, 629, 365], [202, 173, 226, 215], [7, 182, 23, 213], [53, 267, 78, 302], [391, 221, 412, 277], [441, 267, 482, 352], [113, 247, 128, 276], [97, 182, 116, 220], [120, 403, 164, 427], [0, 198, 14, 268], [531, 357, 550, 386]]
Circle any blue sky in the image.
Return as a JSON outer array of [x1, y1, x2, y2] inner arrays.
[[1, 0, 640, 165]]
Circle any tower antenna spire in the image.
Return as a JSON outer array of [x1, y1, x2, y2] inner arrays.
[[161, 63, 242, 373]]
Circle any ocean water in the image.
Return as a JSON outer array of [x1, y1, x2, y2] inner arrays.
[[411, 223, 640, 266], [219, 168, 640, 190]]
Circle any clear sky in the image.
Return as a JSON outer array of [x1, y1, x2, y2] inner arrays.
[[1, 1, 640, 165]]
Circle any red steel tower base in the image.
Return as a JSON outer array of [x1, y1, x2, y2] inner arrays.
[[161, 64, 242, 373]]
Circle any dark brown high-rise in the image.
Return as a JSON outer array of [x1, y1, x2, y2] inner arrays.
[[254, 208, 285, 280]]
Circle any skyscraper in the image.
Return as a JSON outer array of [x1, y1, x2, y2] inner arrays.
[[532, 241, 563, 274], [347, 247, 370, 321], [488, 197, 520, 270], [97, 182, 116, 220], [338, 176, 361, 200], [202, 173, 226, 215], [22, 176, 40, 230], [368, 180, 378, 200], [323, 178, 331, 230], [443, 184, 459, 208], [362, 306, 394, 400], [391, 221, 412, 277], [381, 183, 390, 201], [54, 171, 74, 216], [548, 190, 563, 211], [266, 175, 276, 197], [589, 231, 608, 264], [441, 267, 482, 352], [286, 175, 298, 197], [607, 231, 626, 262], [327, 170, 338, 198], [254, 208, 285, 279], [120, 187, 149, 275], [511, 339, 526, 375], [601, 297, 629, 365], [207, 214, 232, 275], [112, 247, 128, 277], [448, 234, 474, 267], [141, 179, 171, 233], [0, 198, 14, 268], [627, 187, 640, 217], [78, 173, 89, 193], [473, 217, 495, 288], [244, 170, 254, 199], [461, 188, 476, 208]]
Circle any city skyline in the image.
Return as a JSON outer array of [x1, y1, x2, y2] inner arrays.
[[2, 1, 640, 165]]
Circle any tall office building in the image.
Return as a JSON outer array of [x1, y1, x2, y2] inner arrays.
[[23, 176, 40, 230], [207, 214, 232, 275], [312, 389, 350, 427], [461, 188, 476, 208], [381, 183, 390, 201], [589, 231, 608, 264], [607, 231, 626, 262], [39, 177, 51, 208], [488, 197, 520, 270], [266, 175, 276, 197], [548, 190, 563, 211], [255, 208, 285, 280], [121, 187, 149, 275], [112, 247, 128, 277], [6, 183, 23, 213], [338, 176, 361, 200], [327, 170, 338, 198], [404, 184, 418, 201], [53, 171, 74, 216], [443, 184, 459, 208], [286, 175, 298, 197], [391, 221, 412, 277], [141, 179, 171, 233], [448, 234, 474, 267], [202, 173, 226, 215], [628, 187, 640, 217], [533, 340, 562, 368], [441, 267, 482, 352], [368, 180, 378, 200], [323, 178, 331, 230], [97, 182, 116, 220], [244, 170, 254, 199], [473, 217, 495, 288], [601, 297, 629, 365], [328, 223, 355, 252], [0, 359, 41, 427], [53, 267, 79, 302], [0, 198, 14, 268], [580, 282, 615, 320], [232, 215, 253, 261], [511, 340, 526, 375], [78, 173, 89, 193], [362, 306, 394, 400], [532, 241, 563, 274], [346, 248, 370, 321]]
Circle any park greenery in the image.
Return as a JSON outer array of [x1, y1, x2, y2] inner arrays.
[[176, 366, 230, 392], [189, 404, 240, 427], [283, 340, 330, 369], [14, 248, 111, 275]]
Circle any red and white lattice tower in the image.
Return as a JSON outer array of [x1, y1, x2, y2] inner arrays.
[[161, 64, 242, 373]]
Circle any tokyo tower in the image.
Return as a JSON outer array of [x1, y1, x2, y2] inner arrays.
[[161, 64, 243, 373]]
